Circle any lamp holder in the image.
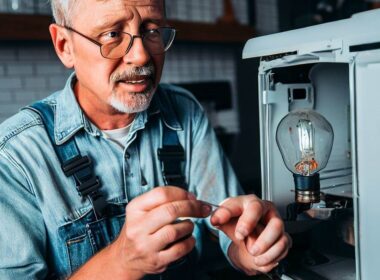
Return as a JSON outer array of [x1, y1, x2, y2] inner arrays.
[[293, 173, 320, 204]]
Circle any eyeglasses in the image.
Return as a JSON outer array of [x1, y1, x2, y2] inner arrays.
[[63, 26, 176, 59]]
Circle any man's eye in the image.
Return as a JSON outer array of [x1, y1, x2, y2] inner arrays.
[[106, 31, 120, 38], [100, 31, 121, 41]]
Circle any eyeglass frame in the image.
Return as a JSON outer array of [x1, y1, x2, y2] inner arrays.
[[62, 25, 177, 59]]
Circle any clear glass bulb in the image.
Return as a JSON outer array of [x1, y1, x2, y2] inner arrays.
[[276, 110, 334, 176]]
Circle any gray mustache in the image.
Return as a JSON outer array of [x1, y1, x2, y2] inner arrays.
[[111, 63, 155, 82]]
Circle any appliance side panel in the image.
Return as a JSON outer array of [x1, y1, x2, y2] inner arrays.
[[355, 50, 380, 280], [258, 72, 270, 200]]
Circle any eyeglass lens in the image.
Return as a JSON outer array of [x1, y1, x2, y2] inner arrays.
[[101, 28, 175, 59]]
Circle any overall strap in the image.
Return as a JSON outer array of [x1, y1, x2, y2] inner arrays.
[[158, 125, 186, 188], [26, 101, 107, 219], [157, 88, 186, 189]]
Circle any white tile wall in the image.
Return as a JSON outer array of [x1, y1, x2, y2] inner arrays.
[[162, 44, 239, 133], [0, 0, 7, 12], [0, 44, 69, 121], [2, 0, 36, 14], [0, 77, 23, 90], [165, 0, 248, 25], [0, 90, 12, 102], [0, 48, 18, 61], [255, 0, 279, 34], [7, 63, 34, 75], [232, 0, 249, 25]]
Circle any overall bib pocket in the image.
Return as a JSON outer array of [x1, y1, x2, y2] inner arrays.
[[57, 203, 197, 279], [57, 204, 126, 276]]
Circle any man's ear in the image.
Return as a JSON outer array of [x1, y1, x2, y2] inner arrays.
[[49, 24, 74, 68]]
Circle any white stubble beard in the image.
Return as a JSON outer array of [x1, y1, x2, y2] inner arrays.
[[108, 83, 156, 114], [108, 62, 157, 113]]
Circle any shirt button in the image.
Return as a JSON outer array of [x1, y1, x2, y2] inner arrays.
[[125, 152, 130, 159]]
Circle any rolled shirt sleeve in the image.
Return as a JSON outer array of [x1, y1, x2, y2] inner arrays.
[[0, 149, 47, 279], [187, 100, 244, 267]]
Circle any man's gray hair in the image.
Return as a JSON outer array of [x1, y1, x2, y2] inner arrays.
[[49, 0, 78, 26], [50, 0, 166, 26]]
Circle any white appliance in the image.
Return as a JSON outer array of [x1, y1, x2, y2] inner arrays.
[[243, 9, 380, 280]]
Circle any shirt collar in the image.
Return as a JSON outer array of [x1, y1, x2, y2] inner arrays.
[[54, 72, 86, 145], [54, 73, 182, 145]]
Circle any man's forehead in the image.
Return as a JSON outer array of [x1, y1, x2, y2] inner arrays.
[[121, 0, 162, 5]]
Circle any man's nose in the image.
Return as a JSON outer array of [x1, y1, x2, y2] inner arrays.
[[122, 36, 151, 66]]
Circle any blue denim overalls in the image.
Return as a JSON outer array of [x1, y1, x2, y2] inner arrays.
[[26, 89, 197, 279]]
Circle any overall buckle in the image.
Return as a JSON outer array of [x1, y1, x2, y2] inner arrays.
[[62, 155, 92, 177]]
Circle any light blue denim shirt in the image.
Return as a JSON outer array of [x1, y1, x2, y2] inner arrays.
[[0, 73, 243, 279]]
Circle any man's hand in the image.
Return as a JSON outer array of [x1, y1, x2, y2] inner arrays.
[[70, 187, 211, 280], [112, 187, 212, 278], [210, 195, 291, 275]]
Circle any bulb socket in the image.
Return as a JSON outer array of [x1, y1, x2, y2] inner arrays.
[[293, 173, 320, 204]]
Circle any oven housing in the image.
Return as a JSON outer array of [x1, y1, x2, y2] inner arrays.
[[243, 9, 380, 280]]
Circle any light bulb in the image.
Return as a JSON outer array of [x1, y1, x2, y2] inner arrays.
[[276, 109, 334, 203]]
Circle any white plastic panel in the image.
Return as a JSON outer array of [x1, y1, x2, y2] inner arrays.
[[309, 64, 353, 198], [243, 9, 380, 59], [354, 49, 380, 280]]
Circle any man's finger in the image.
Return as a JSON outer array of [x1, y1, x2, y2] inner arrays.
[[145, 200, 212, 233], [261, 201, 281, 225], [248, 210, 284, 256], [215, 217, 242, 243], [158, 236, 196, 266], [211, 196, 261, 226], [252, 262, 280, 275], [251, 234, 289, 267], [152, 220, 195, 250], [272, 246, 289, 266], [234, 199, 266, 240], [245, 224, 264, 251], [210, 205, 240, 226], [128, 186, 196, 212]]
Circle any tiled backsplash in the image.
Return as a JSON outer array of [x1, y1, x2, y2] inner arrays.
[[166, 0, 249, 24], [162, 44, 239, 133], [0, 0, 51, 14], [0, 43, 71, 122], [254, 0, 279, 34]]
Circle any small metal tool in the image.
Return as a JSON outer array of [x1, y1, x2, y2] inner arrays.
[[199, 200, 221, 212]]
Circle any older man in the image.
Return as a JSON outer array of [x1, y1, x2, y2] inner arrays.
[[0, 0, 290, 279]]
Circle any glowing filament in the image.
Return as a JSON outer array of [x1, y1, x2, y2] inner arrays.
[[295, 119, 319, 175]]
